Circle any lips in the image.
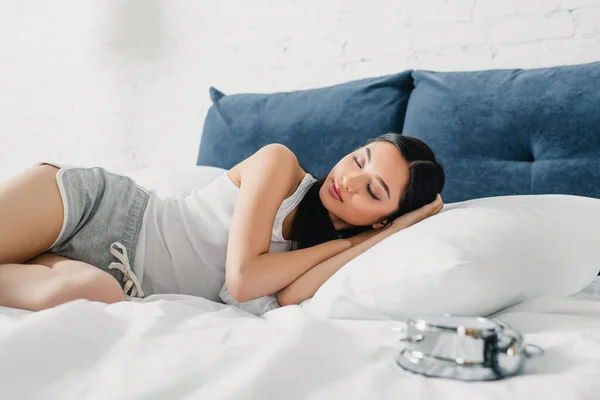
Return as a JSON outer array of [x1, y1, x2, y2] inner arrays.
[[329, 179, 342, 202]]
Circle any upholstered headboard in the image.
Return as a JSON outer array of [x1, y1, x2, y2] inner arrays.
[[196, 73, 413, 180], [402, 62, 600, 203], [198, 62, 600, 204]]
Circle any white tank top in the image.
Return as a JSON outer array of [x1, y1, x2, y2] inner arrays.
[[132, 171, 317, 302]]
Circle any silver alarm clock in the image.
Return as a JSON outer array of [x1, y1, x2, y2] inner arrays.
[[395, 314, 544, 381]]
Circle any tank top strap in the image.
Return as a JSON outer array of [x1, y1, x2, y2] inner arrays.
[[272, 173, 318, 242]]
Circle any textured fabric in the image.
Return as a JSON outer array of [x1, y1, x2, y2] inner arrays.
[[133, 171, 317, 301], [197, 72, 414, 179], [39, 162, 149, 288], [402, 62, 600, 203]]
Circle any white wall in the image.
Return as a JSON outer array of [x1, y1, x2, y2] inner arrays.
[[1, 0, 599, 181]]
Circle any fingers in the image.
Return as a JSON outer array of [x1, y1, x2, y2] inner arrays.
[[390, 194, 444, 230], [429, 194, 444, 216]]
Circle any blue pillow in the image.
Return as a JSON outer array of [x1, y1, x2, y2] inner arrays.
[[402, 62, 600, 203], [197, 72, 414, 178]]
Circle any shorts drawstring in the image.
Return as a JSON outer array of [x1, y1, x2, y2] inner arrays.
[[108, 242, 144, 298]]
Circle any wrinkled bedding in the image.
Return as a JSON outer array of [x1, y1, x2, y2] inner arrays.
[[1, 280, 600, 399]]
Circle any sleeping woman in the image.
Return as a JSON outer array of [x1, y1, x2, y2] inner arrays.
[[0, 133, 445, 311]]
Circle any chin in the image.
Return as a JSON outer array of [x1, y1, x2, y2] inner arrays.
[[318, 185, 332, 210], [319, 187, 340, 219]]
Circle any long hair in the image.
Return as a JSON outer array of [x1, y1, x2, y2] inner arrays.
[[288, 133, 445, 250]]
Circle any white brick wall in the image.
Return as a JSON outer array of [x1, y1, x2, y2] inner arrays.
[[0, 0, 599, 181]]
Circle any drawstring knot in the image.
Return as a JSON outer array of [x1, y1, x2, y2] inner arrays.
[[108, 242, 144, 298]]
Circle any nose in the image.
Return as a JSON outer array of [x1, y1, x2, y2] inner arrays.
[[341, 172, 365, 194]]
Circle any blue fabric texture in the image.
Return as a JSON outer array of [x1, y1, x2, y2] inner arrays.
[[197, 72, 414, 178], [402, 62, 600, 203]]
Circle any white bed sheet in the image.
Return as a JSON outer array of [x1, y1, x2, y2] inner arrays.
[[1, 279, 600, 400]]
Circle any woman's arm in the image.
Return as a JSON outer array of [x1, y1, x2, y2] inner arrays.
[[225, 144, 352, 303], [276, 194, 444, 306], [235, 238, 351, 302], [276, 226, 398, 306]]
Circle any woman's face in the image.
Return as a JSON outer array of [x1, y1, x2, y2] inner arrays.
[[319, 140, 410, 230]]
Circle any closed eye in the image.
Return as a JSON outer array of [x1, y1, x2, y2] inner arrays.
[[367, 185, 379, 200], [353, 156, 379, 200]]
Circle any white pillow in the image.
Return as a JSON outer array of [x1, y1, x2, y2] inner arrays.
[[304, 195, 600, 320]]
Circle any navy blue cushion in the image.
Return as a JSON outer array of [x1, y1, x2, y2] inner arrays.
[[197, 72, 414, 178], [403, 62, 600, 203]]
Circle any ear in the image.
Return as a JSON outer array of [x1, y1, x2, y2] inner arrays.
[[372, 219, 388, 230]]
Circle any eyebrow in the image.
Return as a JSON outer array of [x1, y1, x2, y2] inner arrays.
[[365, 147, 390, 199]]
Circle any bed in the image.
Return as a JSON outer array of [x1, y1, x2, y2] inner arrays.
[[1, 280, 600, 399], [2, 62, 600, 399]]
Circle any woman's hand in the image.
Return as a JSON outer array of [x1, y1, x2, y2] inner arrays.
[[390, 193, 443, 232]]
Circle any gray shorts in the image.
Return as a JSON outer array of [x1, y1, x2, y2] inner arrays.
[[40, 162, 149, 291]]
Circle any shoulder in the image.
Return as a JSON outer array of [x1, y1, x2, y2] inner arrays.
[[255, 144, 301, 169], [229, 144, 306, 195]]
